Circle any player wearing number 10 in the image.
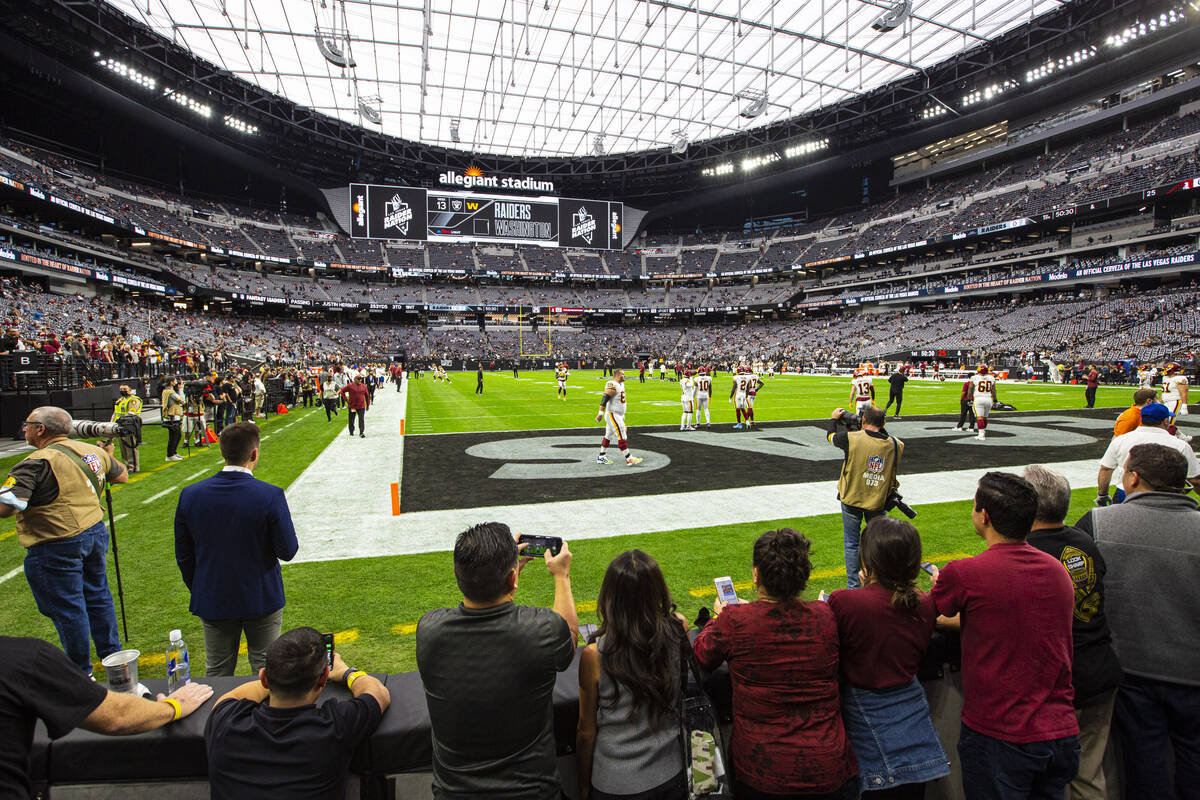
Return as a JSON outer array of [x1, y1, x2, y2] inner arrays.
[[596, 370, 643, 467]]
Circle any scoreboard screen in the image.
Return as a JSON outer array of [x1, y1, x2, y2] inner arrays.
[[349, 183, 622, 249]]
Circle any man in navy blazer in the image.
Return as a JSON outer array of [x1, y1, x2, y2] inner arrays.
[[175, 421, 298, 676]]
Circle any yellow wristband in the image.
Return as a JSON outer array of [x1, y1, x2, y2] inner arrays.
[[162, 696, 182, 721], [345, 670, 367, 690]]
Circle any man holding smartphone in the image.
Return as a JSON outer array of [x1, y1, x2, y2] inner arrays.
[[417, 522, 578, 800]]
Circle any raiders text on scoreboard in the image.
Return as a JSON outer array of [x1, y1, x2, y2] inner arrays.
[[349, 183, 623, 250]]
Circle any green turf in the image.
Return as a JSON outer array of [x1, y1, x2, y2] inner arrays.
[[406, 370, 1138, 434], [0, 373, 1133, 678]]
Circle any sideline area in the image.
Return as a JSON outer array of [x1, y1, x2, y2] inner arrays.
[[286, 380, 407, 560]]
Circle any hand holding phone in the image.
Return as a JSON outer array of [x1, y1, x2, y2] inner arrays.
[[320, 633, 334, 670], [714, 576, 740, 607], [517, 534, 563, 558], [920, 562, 936, 575]]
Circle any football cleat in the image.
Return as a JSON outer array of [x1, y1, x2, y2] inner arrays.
[[597, 455, 614, 465], [732, 423, 744, 429], [975, 433, 986, 440], [626, 456, 643, 466]]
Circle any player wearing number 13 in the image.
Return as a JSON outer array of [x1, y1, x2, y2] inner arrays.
[[596, 370, 643, 466]]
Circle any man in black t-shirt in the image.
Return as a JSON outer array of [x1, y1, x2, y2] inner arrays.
[[417, 522, 578, 800], [205, 627, 389, 800], [0, 636, 212, 800], [884, 369, 909, 419], [1022, 466, 1123, 800]]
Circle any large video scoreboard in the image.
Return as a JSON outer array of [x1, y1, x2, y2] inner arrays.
[[348, 183, 623, 250]]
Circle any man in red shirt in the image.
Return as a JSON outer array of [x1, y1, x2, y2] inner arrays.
[[931, 472, 1080, 798], [1085, 365, 1100, 409], [339, 375, 371, 438]]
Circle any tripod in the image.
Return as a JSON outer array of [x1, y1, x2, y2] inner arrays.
[[103, 483, 129, 643]]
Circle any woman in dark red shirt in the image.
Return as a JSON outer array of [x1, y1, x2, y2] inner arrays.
[[692, 529, 857, 800], [828, 518, 949, 799]]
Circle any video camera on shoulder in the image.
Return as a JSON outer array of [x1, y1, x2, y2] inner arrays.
[[184, 380, 214, 404]]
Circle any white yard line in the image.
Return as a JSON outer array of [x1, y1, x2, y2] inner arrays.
[[0, 566, 23, 585], [289, 457, 1105, 565], [286, 381, 407, 561], [142, 486, 179, 505], [185, 469, 208, 481]]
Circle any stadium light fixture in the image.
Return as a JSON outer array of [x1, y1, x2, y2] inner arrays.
[[740, 152, 782, 173], [738, 89, 769, 119], [961, 80, 1018, 108], [784, 139, 829, 159], [1105, 8, 1186, 47], [921, 105, 948, 120], [163, 88, 212, 119], [1025, 46, 1098, 83], [223, 114, 258, 135], [97, 56, 156, 91], [450, 119, 462, 143], [701, 162, 735, 177]]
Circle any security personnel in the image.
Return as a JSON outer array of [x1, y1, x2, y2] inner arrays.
[[111, 384, 143, 473], [0, 406, 129, 672], [826, 405, 904, 589]]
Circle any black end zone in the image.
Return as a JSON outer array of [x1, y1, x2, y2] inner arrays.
[[402, 409, 1128, 513]]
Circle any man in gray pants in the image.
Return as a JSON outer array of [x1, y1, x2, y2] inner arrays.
[[1074, 443, 1200, 800]]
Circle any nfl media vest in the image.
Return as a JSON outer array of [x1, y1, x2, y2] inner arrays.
[[15, 440, 111, 548], [837, 430, 903, 511]]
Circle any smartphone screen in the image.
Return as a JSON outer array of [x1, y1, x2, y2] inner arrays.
[[817, 590, 829, 603], [518, 534, 562, 557], [320, 633, 334, 669], [714, 576, 740, 605], [920, 561, 936, 575]]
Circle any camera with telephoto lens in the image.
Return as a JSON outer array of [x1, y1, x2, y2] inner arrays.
[[885, 491, 917, 519], [836, 411, 862, 431], [184, 380, 214, 403], [69, 418, 136, 440]]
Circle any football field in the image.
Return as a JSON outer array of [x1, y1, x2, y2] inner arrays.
[[0, 371, 1181, 675]]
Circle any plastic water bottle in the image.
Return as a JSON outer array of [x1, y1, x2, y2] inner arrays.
[[166, 629, 190, 693]]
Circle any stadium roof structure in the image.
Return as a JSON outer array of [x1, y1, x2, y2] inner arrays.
[[101, 0, 1067, 158]]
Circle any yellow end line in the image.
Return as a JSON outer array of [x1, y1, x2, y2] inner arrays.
[[686, 552, 973, 597]]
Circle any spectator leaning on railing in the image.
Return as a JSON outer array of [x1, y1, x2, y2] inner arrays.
[[416, 523, 578, 800], [204, 626, 390, 800], [1022, 465, 1122, 800], [1074, 443, 1200, 799], [930, 472, 1080, 799], [1, 635, 213, 799]]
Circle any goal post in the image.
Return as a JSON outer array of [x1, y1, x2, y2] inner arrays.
[[517, 304, 552, 358]]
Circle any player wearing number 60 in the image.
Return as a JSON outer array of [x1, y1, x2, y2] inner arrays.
[[595, 370, 643, 466]]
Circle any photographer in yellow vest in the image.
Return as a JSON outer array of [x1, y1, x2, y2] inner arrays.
[[826, 406, 905, 589], [111, 384, 143, 473], [0, 407, 129, 673]]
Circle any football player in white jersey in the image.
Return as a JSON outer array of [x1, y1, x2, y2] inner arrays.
[[555, 362, 570, 401], [730, 366, 750, 429], [744, 369, 764, 429], [595, 369, 643, 466], [694, 367, 713, 428], [850, 370, 875, 416], [1161, 362, 1192, 441], [679, 369, 697, 430], [967, 365, 998, 441], [1138, 365, 1156, 389]]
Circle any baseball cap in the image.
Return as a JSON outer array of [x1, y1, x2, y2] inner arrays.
[[1140, 403, 1171, 424]]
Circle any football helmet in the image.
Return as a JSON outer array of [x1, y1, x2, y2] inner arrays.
[[1166, 362, 1182, 374], [978, 365, 989, 374]]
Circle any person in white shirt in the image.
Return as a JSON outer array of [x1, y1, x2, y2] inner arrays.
[[966, 366, 999, 441], [1096, 402, 1200, 505], [694, 368, 713, 429], [679, 370, 697, 431], [595, 370, 642, 466], [253, 375, 267, 418], [1161, 363, 1191, 442]]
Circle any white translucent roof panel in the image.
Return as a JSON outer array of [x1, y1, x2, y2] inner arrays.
[[102, 0, 1066, 158]]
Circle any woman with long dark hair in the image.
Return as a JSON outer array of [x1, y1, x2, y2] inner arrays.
[[692, 528, 858, 800], [828, 517, 949, 799], [576, 550, 687, 800]]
